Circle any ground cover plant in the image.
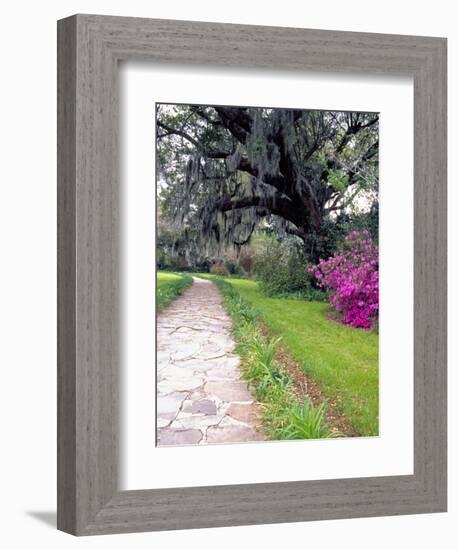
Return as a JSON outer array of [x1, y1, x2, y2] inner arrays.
[[216, 277, 379, 436], [211, 276, 334, 440], [156, 272, 193, 311]]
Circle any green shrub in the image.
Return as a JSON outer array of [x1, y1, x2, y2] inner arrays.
[[210, 261, 228, 276], [194, 258, 212, 273], [238, 246, 256, 276], [224, 259, 243, 276], [254, 238, 326, 300]]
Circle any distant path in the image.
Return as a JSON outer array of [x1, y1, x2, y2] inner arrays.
[[156, 277, 265, 446]]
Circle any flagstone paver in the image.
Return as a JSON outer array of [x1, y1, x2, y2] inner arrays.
[[156, 277, 266, 446]]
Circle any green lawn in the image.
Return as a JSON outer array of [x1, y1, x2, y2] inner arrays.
[[156, 271, 193, 311], [219, 277, 379, 436]]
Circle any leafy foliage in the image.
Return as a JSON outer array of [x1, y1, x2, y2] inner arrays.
[[237, 246, 256, 276], [223, 258, 243, 276], [254, 237, 326, 300], [157, 104, 379, 260], [311, 230, 379, 329], [156, 217, 213, 272], [209, 261, 228, 276]]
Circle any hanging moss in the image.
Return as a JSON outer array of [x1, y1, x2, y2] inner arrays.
[[156, 104, 379, 258]]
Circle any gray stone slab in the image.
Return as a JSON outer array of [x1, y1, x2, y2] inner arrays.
[[205, 381, 254, 403], [155, 278, 265, 446], [157, 428, 203, 446], [206, 424, 264, 444]]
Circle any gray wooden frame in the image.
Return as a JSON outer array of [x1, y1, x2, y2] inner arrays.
[[57, 14, 447, 536]]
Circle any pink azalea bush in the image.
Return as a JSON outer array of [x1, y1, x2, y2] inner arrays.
[[309, 229, 379, 329]]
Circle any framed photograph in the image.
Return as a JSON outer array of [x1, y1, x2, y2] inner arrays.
[[57, 14, 447, 535], [154, 101, 380, 448]]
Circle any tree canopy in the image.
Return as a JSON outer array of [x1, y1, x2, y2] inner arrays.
[[157, 103, 378, 261]]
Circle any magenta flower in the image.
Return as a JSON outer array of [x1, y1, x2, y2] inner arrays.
[[310, 230, 379, 329]]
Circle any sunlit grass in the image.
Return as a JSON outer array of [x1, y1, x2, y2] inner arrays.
[[195, 274, 379, 436], [226, 278, 379, 436], [156, 272, 193, 312], [212, 277, 333, 440]]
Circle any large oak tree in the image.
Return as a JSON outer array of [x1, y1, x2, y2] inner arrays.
[[157, 104, 378, 260]]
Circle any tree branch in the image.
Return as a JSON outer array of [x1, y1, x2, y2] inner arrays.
[[284, 225, 307, 240], [212, 107, 253, 144], [157, 120, 201, 148], [214, 191, 309, 230], [336, 115, 379, 153], [158, 121, 237, 161]]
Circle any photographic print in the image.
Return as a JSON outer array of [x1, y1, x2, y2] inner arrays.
[[156, 103, 379, 446]]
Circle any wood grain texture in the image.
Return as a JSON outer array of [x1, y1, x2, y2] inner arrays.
[[57, 16, 77, 534], [57, 14, 447, 535]]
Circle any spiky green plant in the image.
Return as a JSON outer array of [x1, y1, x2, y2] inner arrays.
[[270, 401, 332, 440], [209, 275, 334, 440]]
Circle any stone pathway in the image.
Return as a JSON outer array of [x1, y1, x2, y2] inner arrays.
[[156, 277, 265, 446]]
